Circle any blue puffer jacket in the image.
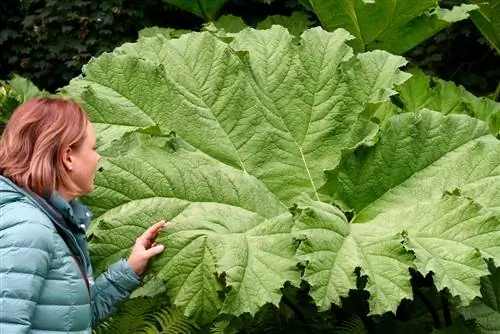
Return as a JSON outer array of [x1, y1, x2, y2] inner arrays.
[[0, 176, 142, 333]]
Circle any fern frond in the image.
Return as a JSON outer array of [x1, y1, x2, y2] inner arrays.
[[209, 320, 239, 334], [335, 314, 368, 334], [93, 295, 197, 334], [93, 297, 163, 334], [248, 304, 284, 333], [150, 307, 198, 334]]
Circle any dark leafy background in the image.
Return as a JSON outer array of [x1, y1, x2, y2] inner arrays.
[[1, 0, 498, 98]]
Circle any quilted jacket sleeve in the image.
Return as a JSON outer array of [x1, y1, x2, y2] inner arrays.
[[0, 209, 54, 334], [90, 259, 141, 326]]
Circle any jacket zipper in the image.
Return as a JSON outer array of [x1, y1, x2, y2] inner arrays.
[[24, 194, 92, 296], [54, 223, 91, 296]]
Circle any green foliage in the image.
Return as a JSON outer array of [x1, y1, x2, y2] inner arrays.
[[204, 282, 369, 333], [256, 11, 314, 36], [391, 69, 500, 136], [405, 20, 499, 100], [182, 11, 314, 36], [139, 27, 192, 39], [298, 0, 477, 53], [0, 75, 47, 131], [140, 11, 313, 39], [3, 0, 497, 99], [64, 26, 500, 331], [214, 15, 248, 33], [468, 0, 500, 53], [150, 0, 498, 99], [162, 0, 227, 20], [161, 0, 287, 22], [460, 260, 500, 333], [336, 315, 369, 334], [209, 320, 238, 334], [321, 111, 499, 309], [2, 0, 498, 331], [93, 295, 198, 333]]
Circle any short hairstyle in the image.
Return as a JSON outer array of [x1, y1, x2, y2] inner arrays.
[[0, 97, 89, 197]]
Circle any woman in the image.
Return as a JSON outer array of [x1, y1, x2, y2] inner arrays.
[[0, 98, 166, 333]]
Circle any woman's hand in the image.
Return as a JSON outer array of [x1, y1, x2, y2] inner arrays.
[[127, 220, 167, 276]]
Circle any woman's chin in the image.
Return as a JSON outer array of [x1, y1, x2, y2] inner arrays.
[[79, 184, 94, 197]]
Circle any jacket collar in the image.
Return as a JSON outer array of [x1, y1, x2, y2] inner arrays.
[[0, 175, 92, 231], [48, 192, 92, 231]]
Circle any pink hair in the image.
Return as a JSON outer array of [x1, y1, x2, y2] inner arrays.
[[0, 97, 89, 197]]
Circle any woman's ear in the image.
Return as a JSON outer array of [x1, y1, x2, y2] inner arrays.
[[61, 147, 74, 171]]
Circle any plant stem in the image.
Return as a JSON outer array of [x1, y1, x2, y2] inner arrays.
[[441, 294, 452, 327], [414, 287, 441, 329], [493, 81, 500, 102], [280, 295, 313, 333]]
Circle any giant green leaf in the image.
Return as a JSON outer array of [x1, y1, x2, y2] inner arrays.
[[67, 27, 408, 320], [468, 0, 500, 54], [66, 27, 500, 323], [317, 111, 499, 312], [292, 193, 415, 314], [295, 193, 499, 314], [323, 110, 500, 219], [68, 26, 409, 205], [87, 133, 295, 323], [302, 0, 477, 53]]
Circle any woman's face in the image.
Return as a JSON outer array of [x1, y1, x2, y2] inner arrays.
[[68, 122, 101, 197]]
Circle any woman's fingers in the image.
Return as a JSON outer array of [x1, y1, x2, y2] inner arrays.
[[144, 244, 165, 258], [137, 220, 167, 246], [128, 221, 168, 275], [147, 220, 167, 235]]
